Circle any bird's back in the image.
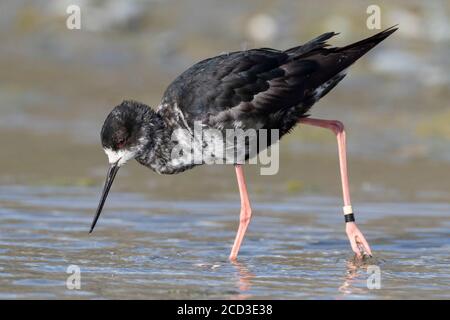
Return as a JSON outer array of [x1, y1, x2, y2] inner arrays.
[[157, 26, 397, 138]]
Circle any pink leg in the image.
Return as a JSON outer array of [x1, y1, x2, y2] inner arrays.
[[229, 165, 252, 261], [299, 117, 372, 258]]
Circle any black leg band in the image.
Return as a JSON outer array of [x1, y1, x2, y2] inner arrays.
[[345, 213, 355, 223]]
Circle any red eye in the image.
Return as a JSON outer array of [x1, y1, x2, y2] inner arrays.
[[117, 138, 126, 148]]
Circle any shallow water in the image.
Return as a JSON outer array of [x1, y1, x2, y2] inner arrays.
[[0, 185, 448, 299], [1, 1, 450, 299]]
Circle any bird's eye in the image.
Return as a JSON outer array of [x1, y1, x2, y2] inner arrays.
[[116, 138, 126, 148]]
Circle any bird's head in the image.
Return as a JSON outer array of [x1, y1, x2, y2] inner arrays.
[[101, 100, 150, 167], [91, 100, 152, 233]]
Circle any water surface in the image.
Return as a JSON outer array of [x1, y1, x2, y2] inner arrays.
[[1, 0, 450, 300], [0, 185, 448, 299]]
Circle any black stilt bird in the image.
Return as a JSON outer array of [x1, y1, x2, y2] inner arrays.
[[91, 26, 397, 260]]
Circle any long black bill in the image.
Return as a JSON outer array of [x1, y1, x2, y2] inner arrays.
[[90, 162, 120, 233]]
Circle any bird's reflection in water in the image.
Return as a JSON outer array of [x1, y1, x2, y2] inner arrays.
[[338, 255, 374, 296], [230, 260, 255, 300]]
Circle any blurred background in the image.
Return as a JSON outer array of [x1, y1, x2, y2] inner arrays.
[[1, 0, 450, 202], [1, 0, 449, 202], [0, 0, 449, 300]]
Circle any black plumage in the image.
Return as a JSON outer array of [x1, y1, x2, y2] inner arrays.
[[158, 26, 397, 137], [100, 26, 398, 174], [90, 26, 397, 235]]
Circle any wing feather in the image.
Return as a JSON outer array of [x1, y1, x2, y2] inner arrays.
[[158, 27, 396, 132]]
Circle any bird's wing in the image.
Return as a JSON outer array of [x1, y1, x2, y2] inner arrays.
[[158, 26, 397, 131], [158, 48, 318, 131]]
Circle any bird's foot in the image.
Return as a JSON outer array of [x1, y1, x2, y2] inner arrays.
[[346, 222, 372, 259], [229, 253, 238, 262]]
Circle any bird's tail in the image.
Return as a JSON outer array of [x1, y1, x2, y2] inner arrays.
[[304, 25, 398, 92], [294, 26, 398, 105], [334, 25, 398, 62]]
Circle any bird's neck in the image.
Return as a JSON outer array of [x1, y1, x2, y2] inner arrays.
[[135, 109, 181, 174]]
